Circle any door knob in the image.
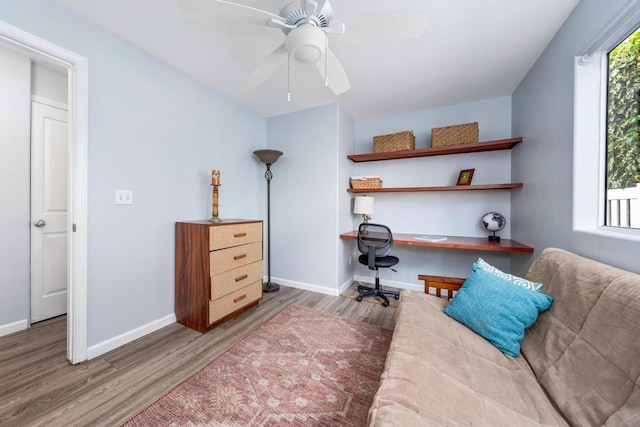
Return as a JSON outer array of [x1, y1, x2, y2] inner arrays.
[[34, 219, 46, 228]]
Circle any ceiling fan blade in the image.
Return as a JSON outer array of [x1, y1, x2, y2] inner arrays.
[[180, 0, 282, 21], [315, 0, 328, 16], [268, 17, 296, 31], [340, 10, 428, 40], [315, 48, 350, 95], [302, 0, 319, 16], [247, 44, 287, 87], [323, 22, 345, 35]]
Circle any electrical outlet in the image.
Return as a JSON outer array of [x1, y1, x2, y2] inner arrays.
[[115, 190, 133, 205]]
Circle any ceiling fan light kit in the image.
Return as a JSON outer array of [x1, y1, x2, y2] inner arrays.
[[285, 26, 326, 63]]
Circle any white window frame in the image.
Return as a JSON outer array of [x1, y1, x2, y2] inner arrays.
[[573, 5, 640, 242]]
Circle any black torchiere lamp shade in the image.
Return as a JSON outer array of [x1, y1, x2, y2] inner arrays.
[[253, 149, 283, 293]]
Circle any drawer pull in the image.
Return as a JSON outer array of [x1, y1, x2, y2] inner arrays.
[[234, 294, 247, 303], [235, 274, 249, 282], [234, 232, 247, 238], [234, 253, 247, 260]]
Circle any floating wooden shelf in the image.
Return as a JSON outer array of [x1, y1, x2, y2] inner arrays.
[[339, 231, 534, 253], [343, 136, 532, 253], [348, 183, 523, 193], [347, 137, 523, 162]]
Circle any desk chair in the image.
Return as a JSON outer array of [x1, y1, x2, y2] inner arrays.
[[357, 223, 400, 307]]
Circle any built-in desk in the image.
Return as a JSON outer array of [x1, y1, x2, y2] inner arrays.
[[339, 231, 533, 253]]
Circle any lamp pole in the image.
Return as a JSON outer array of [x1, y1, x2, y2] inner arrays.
[[263, 162, 277, 292], [253, 149, 283, 293]]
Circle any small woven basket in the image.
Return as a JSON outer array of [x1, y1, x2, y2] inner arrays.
[[431, 122, 479, 147], [350, 176, 383, 189], [373, 130, 415, 153]]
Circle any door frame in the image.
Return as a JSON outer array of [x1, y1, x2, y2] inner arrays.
[[0, 20, 88, 364]]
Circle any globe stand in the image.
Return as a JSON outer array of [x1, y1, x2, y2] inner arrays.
[[481, 212, 506, 243]]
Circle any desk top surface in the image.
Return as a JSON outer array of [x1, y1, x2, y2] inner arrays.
[[339, 231, 534, 253]]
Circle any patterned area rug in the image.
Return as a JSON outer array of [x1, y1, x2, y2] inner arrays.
[[123, 304, 393, 426], [340, 281, 401, 308]]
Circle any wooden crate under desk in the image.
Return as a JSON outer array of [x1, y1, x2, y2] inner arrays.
[[419, 274, 465, 299]]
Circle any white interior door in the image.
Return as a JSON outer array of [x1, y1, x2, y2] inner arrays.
[[30, 100, 68, 323]]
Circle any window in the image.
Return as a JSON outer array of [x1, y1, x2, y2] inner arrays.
[[573, 5, 640, 241], [605, 28, 640, 229]]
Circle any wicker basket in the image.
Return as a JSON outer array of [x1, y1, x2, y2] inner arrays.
[[373, 130, 415, 153], [431, 122, 479, 147], [350, 176, 383, 189]]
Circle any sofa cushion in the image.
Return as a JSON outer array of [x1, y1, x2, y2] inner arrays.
[[443, 267, 553, 356], [368, 290, 569, 426], [522, 248, 640, 427], [477, 257, 544, 291]]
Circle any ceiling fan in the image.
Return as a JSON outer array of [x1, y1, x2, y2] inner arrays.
[[180, 0, 427, 97]]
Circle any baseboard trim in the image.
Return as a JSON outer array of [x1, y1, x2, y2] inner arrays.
[[270, 277, 340, 296], [353, 275, 422, 292], [87, 313, 176, 360], [0, 319, 28, 337], [267, 275, 423, 296], [339, 277, 353, 295]]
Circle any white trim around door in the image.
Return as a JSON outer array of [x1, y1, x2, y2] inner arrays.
[[0, 20, 89, 364]]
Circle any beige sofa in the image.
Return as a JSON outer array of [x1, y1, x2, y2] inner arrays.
[[368, 248, 640, 426]]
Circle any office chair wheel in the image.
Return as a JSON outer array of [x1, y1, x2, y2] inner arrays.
[[382, 301, 389, 307], [394, 294, 400, 300], [356, 295, 363, 302]]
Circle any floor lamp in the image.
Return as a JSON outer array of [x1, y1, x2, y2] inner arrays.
[[253, 149, 284, 293]]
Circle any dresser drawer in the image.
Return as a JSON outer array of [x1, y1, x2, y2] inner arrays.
[[209, 222, 262, 251], [211, 261, 263, 300], [209, 281, 262, 324], [210, 241, 262, 275]]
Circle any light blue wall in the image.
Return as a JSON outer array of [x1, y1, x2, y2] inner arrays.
[[266, 97, 518, 293], [337, 104, 355, 289], [511, 0, 640, 275], [352, 96, 516, 286], [267, 103, 346, 293], [0, 1, 266, 345], [0, 46, 31, 328]]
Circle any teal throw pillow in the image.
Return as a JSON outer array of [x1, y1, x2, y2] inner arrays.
[[476, 258, 544, 292], [442, 268, 553, 357]]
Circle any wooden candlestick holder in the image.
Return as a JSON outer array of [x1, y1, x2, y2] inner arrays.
[[210, 184, 221, 222]]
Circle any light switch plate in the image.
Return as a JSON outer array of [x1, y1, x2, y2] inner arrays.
[[115, 190, 133, 205]]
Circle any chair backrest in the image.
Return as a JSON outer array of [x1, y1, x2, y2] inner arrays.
[[357, 223, 394, 258]]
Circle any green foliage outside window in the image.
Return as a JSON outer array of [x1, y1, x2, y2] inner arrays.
[[607, 28, 640, 189]]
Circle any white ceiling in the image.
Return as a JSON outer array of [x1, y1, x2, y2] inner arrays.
[[57, 0, 580, 120]]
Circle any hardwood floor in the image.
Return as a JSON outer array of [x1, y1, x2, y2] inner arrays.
[[0, 286, 397, 427]]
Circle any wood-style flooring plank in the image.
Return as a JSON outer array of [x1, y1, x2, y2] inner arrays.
[[43, 350, 208, 427], [0, 285, 397, 427]]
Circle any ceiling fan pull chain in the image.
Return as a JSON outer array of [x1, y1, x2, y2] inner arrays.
[[324, 36, 329, 87], [287, 54, 291, 102]]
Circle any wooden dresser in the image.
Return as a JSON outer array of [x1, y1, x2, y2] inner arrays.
[[175, 219, 263, 333]]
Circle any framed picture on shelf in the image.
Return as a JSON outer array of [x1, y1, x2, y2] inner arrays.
[[456, 168, 475, 185]]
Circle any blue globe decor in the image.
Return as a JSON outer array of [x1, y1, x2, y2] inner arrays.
[[481, 212, 506, 242]]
